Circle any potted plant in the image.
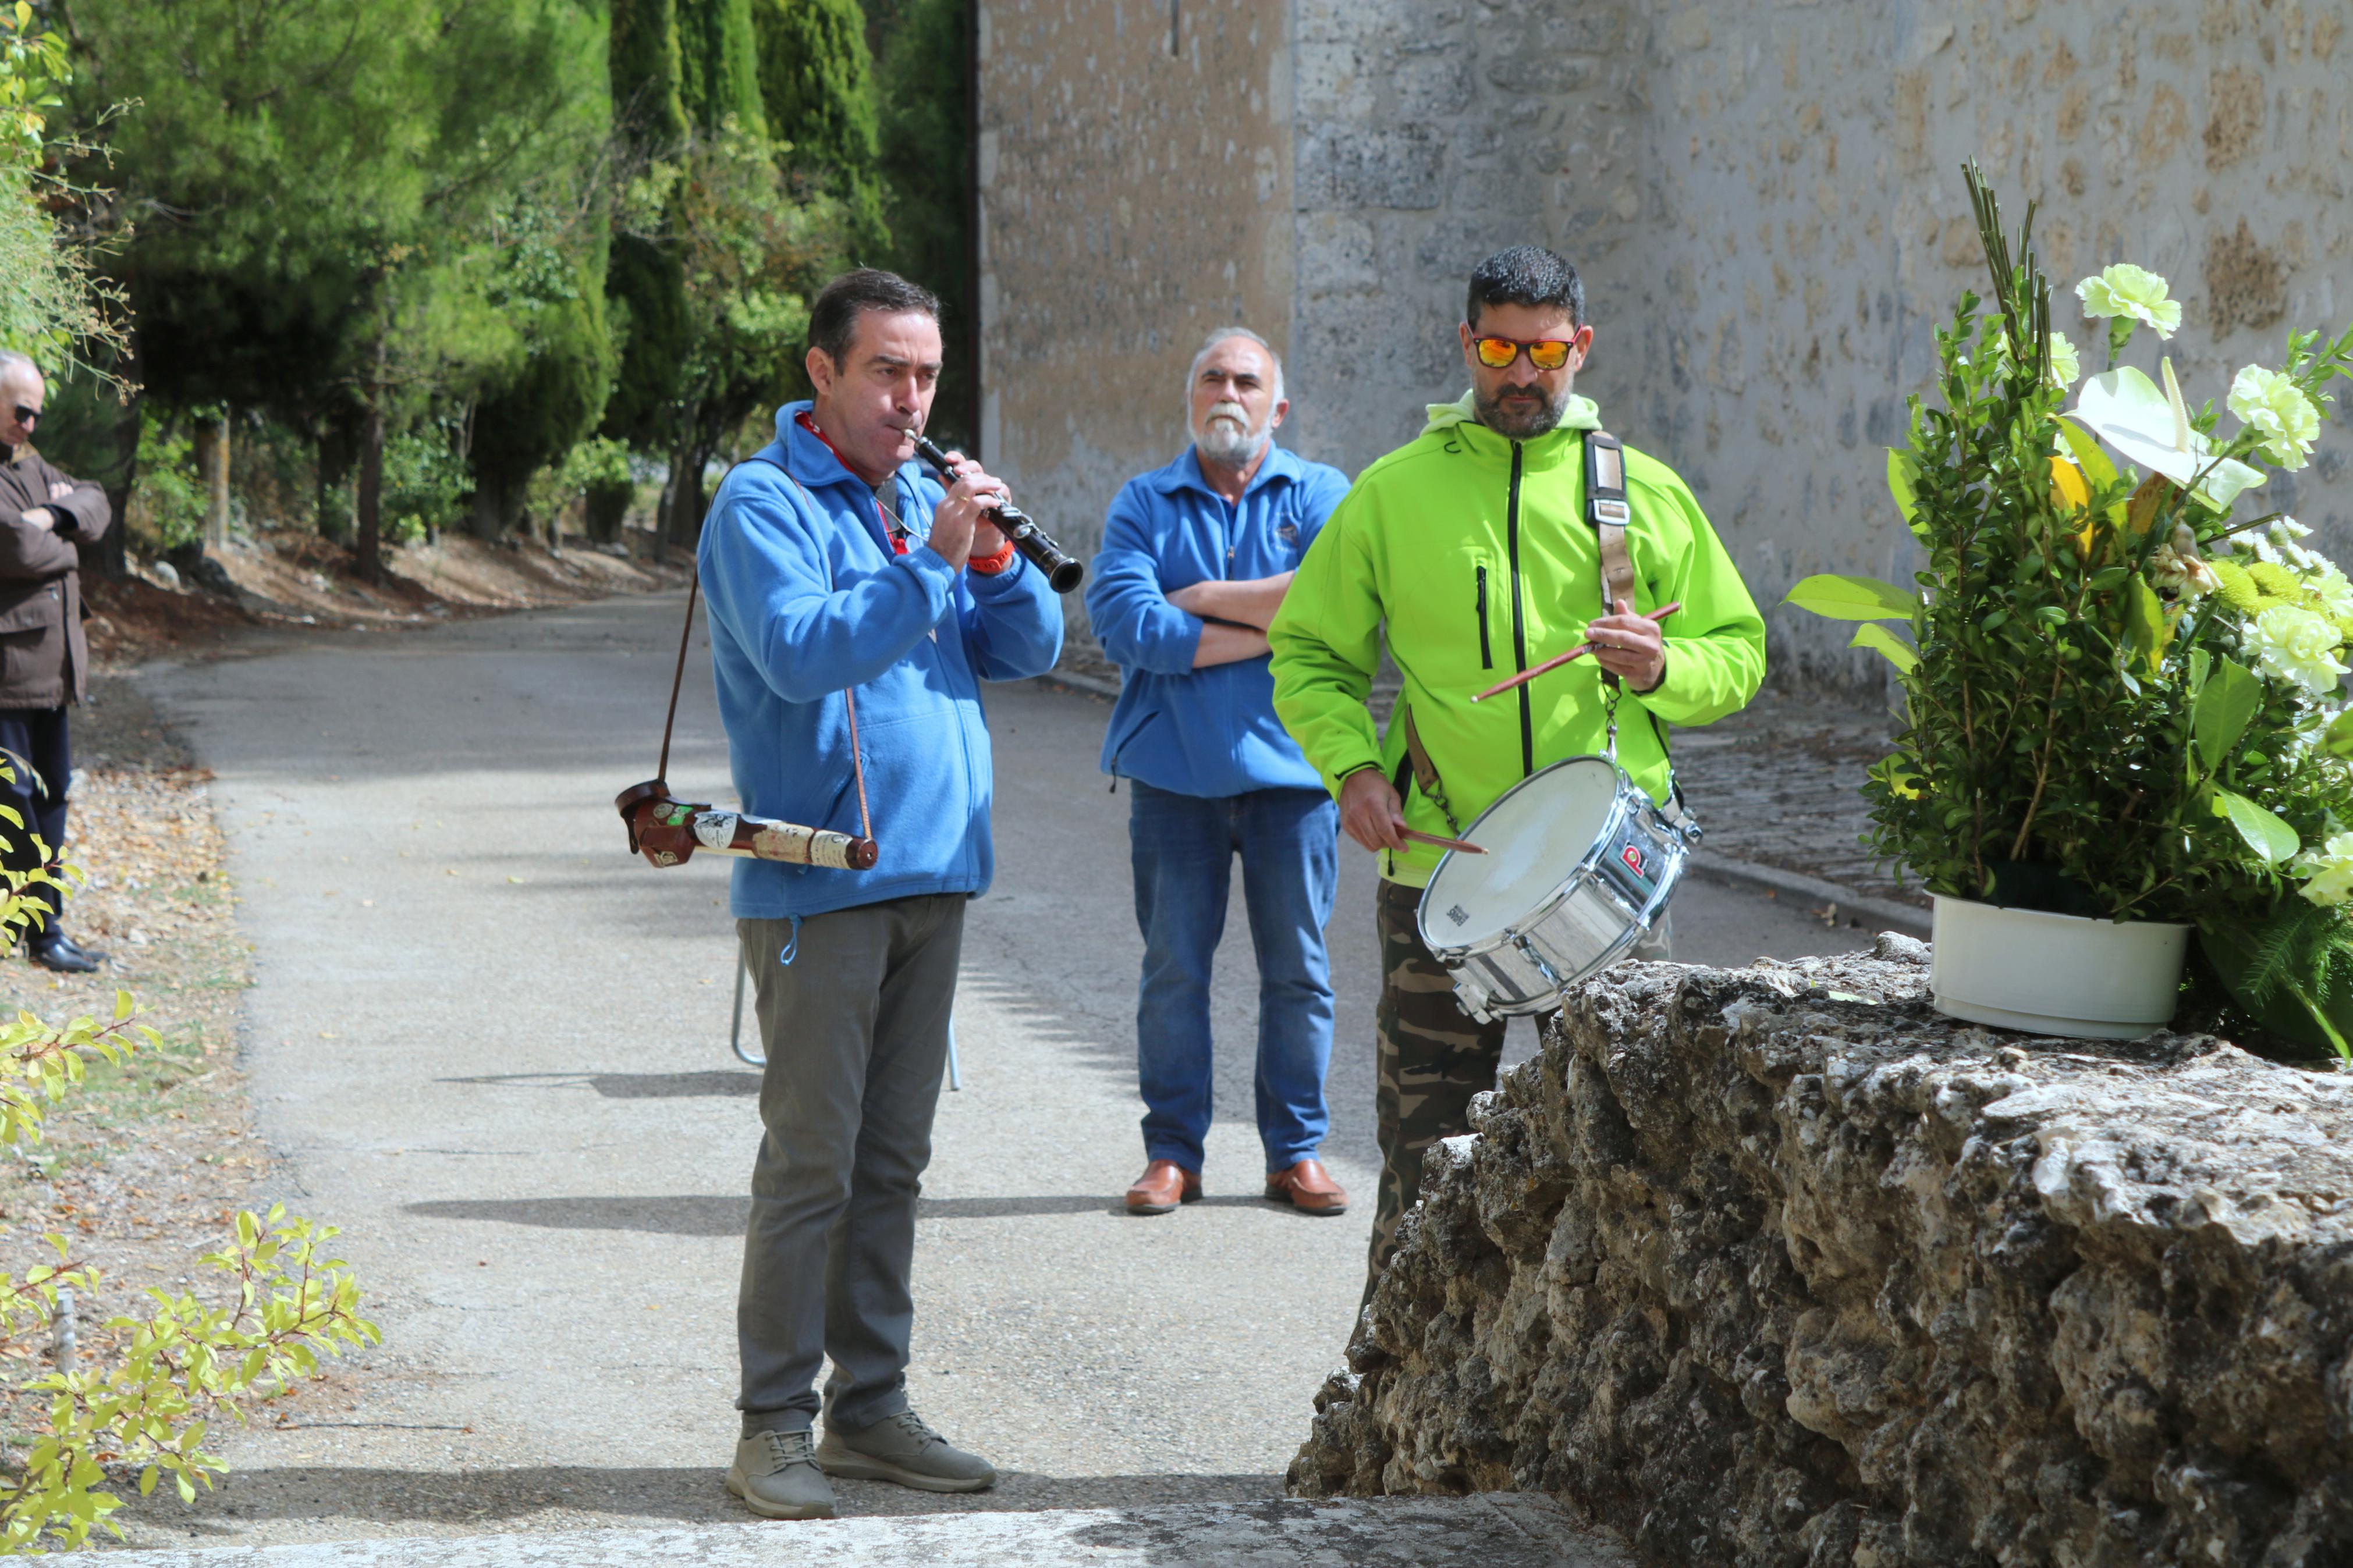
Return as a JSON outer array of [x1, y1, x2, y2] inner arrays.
[[1788, 164, 2353, 1049]]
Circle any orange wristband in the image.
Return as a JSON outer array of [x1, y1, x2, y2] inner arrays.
[[967, 538, 1018, 575]]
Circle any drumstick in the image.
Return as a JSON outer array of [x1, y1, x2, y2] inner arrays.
[[1400, 827, 1486, 855], [1470, 601, 1682, 703]]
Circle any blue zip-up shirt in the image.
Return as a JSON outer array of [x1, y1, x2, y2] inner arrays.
[[698, 402, 1063, 919], [1085, 443, 1351, 798]]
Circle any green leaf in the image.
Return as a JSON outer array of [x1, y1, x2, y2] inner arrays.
[[2215, 788, 2299, 863], [1886, 449, 1927, 539], [2193, 657, 2263, 771], [1848, 623, 1918, 673], [2122, 576, 2169, 673], [2053, 414, 2120, 493], [2188, 646, 2213, 696], [2325, 708, 2353, 760], [1781, 573, 1914, 621]]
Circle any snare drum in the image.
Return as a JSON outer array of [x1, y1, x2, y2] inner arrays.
[[1416, 756, 1692, 1022]]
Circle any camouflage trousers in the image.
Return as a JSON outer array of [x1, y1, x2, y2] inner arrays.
[[1367, 877, 1671, 1297]]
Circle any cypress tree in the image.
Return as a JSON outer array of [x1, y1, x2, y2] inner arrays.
[[675, 0, 768, 134], [874, 0, 973, 442], [751, 0, 886, 257], [609, 0, 689, 146]]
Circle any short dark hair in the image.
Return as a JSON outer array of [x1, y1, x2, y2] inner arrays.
[[807, 268, 941, 365], [1465, 246, 1584, 330]]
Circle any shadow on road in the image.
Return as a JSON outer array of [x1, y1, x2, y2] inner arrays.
[[438, 1070, 763, 1099], [406, 1193, 1290, 1234]]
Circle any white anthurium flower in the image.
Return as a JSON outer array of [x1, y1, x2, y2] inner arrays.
[[2071, 360, 2266, 511], [2245, 602, 2350, 694], [2293, 830, 2353, 906]]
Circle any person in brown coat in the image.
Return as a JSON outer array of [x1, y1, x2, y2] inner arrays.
[[0, 351, 111, 971]]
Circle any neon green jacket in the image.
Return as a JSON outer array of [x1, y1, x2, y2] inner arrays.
[[1268, 392, 1767, 887]]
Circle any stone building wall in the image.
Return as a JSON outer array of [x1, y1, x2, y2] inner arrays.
[[976, 0, 2352, 685], [974, 0, 1294, 645]]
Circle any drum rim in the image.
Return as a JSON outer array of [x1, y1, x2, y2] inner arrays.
[[1417, 754, 1653, 959]]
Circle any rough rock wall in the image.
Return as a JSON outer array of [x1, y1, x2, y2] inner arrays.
[[1290, 936, 2353, 1567]]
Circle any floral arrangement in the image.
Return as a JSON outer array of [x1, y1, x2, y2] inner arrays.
[[1788, 166, 2353, 1056]]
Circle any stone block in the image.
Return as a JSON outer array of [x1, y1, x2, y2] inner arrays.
[[1292, 938, 2353, 1565], [1298, 125, 1447, 211]]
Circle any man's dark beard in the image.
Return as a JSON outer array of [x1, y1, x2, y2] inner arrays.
[[1475, 382, 1569, 439]]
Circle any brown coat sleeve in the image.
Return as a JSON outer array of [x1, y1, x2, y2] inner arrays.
[[33, 455, 108, 546], [0, 513, 79, 579]]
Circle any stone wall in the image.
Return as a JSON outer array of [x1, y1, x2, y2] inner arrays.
[[976, 0, 2353, 687], [974, 0, 1294, 646], [1290, 937, 2353, 1566]]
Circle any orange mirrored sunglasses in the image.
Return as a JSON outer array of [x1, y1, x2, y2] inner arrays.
[[1471, 335, 1576, 371]]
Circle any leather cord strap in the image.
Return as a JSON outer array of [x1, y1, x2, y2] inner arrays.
[[654, 458, 875, 848], [655, 571, 700, 785]]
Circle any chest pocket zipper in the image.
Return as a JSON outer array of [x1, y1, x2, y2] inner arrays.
[[1474, 564, 1493, 670]]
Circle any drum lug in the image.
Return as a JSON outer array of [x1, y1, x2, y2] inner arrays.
[[1512, 933, 1564, 990], [1452, 979, 1493, 1024]]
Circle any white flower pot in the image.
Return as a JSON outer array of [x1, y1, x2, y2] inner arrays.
[[1929, 895, 2191, 1041]]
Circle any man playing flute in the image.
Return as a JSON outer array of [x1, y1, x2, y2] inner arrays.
[[1268, 246, 1766, 1303], [698, 268, 1062, 1519]]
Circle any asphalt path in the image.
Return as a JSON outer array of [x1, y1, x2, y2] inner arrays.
[[127, 591, 1873, 1549]]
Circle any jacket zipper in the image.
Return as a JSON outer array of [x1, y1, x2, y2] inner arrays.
[[1474, 564, 1493, 669], [1506, 443, 1533, 777]]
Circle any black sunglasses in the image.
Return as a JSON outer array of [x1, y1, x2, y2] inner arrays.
[[11, 406, 35, 425]]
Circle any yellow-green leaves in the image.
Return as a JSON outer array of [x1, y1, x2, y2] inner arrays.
[[2215, 788, 2299, 864], [1886, 448, 1927, 540], [2123, 575, 2171, 674], [1783, 573, 1914, 621], [1849, 624, 1918, 672]]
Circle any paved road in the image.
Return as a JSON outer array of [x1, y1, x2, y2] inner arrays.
[[125, 592, 1873, 1551]]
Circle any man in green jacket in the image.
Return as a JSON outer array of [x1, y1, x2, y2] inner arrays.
[[1268, 246, 1766, 1294]]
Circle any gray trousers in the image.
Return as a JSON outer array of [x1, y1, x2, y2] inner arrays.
[[736, 893, 964, 1431]]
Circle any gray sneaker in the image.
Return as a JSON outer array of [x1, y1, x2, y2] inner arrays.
[[726, 1427, 837, 1519], [815, 1409, 997, 1493]]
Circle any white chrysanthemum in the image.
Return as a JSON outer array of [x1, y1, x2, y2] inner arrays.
[[2046, 330, 2081, 388], [2246, 602, 2351, 694], [2228, 365, 2321, 471], [2294, 830, 2353, 906], [2309, 563, 2353, 621], [1996, 326, 2081, 389], [2076, 264, 2184, 337]]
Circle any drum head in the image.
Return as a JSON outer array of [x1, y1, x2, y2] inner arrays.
[[1421, 757, 1623, 948]]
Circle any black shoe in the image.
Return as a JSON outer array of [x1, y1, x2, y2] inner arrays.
[[27, 935, 105, 973]]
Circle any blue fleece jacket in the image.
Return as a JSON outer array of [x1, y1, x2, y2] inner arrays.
[[697, 403, 1064, 919], [1084, 443, 1351, 798]]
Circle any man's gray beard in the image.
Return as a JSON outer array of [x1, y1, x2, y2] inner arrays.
[[1196, 417, 1269, 467], [1475, 382, 1571, 439]]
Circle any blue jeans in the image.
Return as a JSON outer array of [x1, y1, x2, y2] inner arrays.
[[1127, 780, 1339, 1174]]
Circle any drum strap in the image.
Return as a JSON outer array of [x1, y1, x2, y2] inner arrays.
[[1584, 429, 1699, 841]]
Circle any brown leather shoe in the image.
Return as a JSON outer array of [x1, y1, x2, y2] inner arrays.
[[1264, 1158, 1348, 1215], [1124, 1160, 1202, 1215]]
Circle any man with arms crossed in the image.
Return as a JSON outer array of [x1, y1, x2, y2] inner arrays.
[[1268, 247, 1765, 1299], [1085, 328, 1352, 1217], [699, 269, 1062, 1519], [0, 352, 110, 972]]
